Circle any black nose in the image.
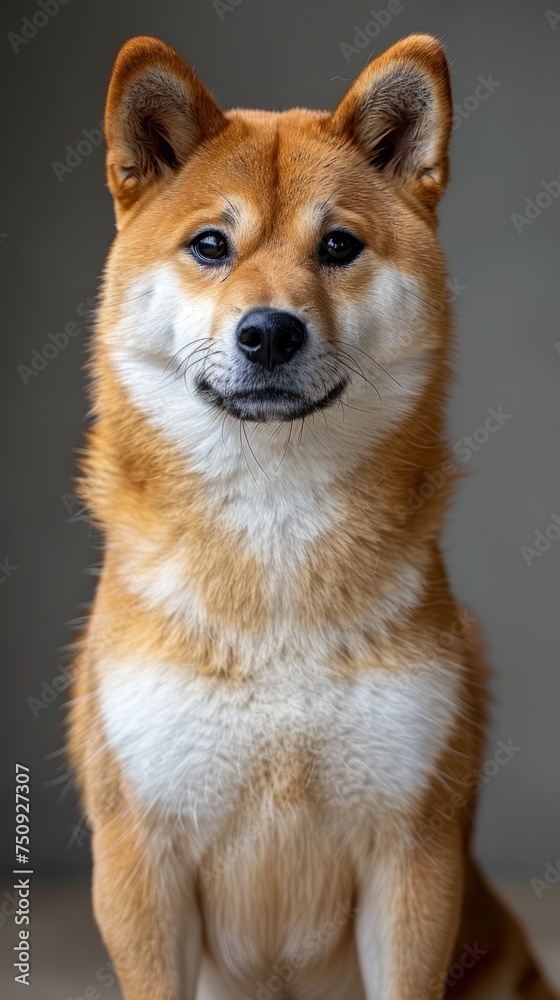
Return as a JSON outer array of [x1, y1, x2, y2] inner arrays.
[[236, 309, 306, 371]]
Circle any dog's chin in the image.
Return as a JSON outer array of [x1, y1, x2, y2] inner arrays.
[[196, 377, 348, 423]]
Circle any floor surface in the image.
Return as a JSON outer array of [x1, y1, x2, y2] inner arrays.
[[0, 882, 558, 999]]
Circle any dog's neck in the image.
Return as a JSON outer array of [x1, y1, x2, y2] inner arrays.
[[84, 365, 454, 660]]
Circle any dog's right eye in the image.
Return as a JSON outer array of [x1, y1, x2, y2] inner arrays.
[[317, 229, 364, 268], [190, 230, 230, 263]]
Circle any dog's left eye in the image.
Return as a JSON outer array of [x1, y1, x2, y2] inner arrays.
[[317, 230, 365, 267], [190, 230, 230, 263]]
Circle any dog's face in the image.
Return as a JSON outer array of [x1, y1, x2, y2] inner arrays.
[[99, 35, 452, 463]]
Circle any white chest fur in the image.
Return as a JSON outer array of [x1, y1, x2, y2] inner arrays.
[[99, 652, 458, 844]]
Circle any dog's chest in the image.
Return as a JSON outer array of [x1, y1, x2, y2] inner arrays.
[[99, 651, 457, 841]]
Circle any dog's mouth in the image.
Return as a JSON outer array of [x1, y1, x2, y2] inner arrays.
[[196, 377, 348, 422]]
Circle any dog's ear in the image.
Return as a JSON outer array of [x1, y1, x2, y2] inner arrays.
[[104, 36, 226, 225], [331, 35, 452, 211]]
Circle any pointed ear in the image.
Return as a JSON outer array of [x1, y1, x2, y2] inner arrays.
[[331, 35, 452, 210], [104, 36, 227, 224]]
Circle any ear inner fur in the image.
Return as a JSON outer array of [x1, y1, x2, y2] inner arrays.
[[104, 36, 227, 221], [331, 34, 453, 210]]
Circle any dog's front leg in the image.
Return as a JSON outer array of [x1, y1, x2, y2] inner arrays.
[[355, 823, 463, 1000], [91, 807, 201, 1000]]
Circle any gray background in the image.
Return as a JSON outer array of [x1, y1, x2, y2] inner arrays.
[[1, 0, 559, 883]]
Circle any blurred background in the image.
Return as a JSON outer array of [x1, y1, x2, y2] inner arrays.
[[1, 0, 559, 995]]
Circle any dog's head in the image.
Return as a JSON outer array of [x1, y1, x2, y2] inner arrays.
[[99, 35, 452, 472]]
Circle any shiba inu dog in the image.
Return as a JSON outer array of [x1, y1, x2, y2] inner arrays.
[[68, 33, 558, 1000]]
